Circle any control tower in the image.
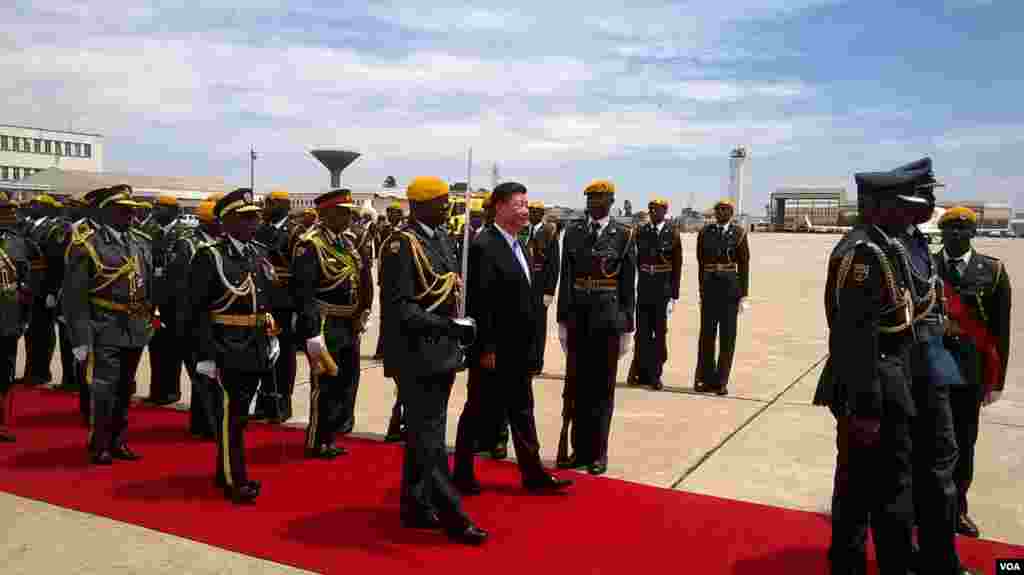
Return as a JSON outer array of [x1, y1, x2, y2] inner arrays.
[[729, 146, 748, 218], [310, 149, 361, 189]]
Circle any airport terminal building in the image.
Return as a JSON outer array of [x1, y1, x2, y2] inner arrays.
[[768, 186, 850, 230]]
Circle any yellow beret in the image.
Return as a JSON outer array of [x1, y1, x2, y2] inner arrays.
[[528, 200, 545, 210], [482, 191, 493, 208], [470, 198, 484, 213], [35, 194, 59, 207], [407, 176, 448, 202], [157, 195, 178, 207], [196, 200, 215, 223], [938, 206, 977, 226], [388, 201, 402, 211], [649, 197, 669, 208], [714, 198, 735, 209], [584, 180, 615, 195], [269, 189, 289, 200]]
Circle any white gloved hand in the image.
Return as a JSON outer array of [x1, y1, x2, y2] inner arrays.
[[45, 294, 58, 309], [154, 266, 164, 278], [543, 295, 554, 307], [983, 390, 1002, 407], [667, 299, 676, 319], [738, 297, 751, 315], [306, 335, 325, 356], [72, 345, 89, 363], [196, 361, 219, 380], [268, 336, 280, 364], [291, 314, 298, 332], [558, 324, 568, 354], [618, 334, 632, 358]]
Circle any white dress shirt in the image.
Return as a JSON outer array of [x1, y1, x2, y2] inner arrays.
[[496, 223, 531, 284]]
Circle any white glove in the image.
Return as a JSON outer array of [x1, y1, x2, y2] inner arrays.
[[306, 335, 325, 356], [196, 361, 219, 380], [291, 314, 298, 332], [558, 324, 568, 354], [543, 295, 554, 307], [268, 336, 280, 364], [45, 294, 58, 309], [983, 390, 1002, 406], [667, 299, 676, 318], [154, 266, 164, 278], [72, 345, 89, 363], [618, 334, 632, 358], [738, 297, 751, 315]]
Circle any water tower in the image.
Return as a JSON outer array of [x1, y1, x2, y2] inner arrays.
[[729, 146, 748, 225], [310, 149, 361, 188]]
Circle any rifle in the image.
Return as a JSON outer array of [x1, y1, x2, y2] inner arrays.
[[556, 356, 576, 466], [943, 280, 1003, 394]]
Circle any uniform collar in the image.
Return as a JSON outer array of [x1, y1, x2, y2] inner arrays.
[[160, 218, 179, 234], [417, 221, 436, 239], [588, 215, 610, 234], [942, 248, 973, 267]]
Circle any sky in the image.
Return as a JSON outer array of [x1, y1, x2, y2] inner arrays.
[[4, 0, 1023, 214]]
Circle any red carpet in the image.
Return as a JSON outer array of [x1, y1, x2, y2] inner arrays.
[[1, 387, 1020, 574]]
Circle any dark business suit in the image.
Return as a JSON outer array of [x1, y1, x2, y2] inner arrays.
[[453, 226, 547, 483]]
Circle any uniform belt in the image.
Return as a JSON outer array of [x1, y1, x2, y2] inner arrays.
[[531, 264, 544, 272], [573, 278, 617, 291], [89, 297, 152, 317], [30, 259, 47, 271], [703, 264, 738, 272], [273, 266, 291, 279], [315, 300, 358, 319], [210, 313, 272, 328], [639, 263, 672, 274]]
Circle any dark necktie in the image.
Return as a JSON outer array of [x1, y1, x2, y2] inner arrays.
[[589, 222, 600, 245], [950, 258, 965, 284]]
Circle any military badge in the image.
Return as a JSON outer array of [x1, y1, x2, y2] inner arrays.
[[390, 240, 401, 254], [853, 263, 869, 284]]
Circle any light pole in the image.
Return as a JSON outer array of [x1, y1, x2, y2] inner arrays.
[[249, 147, 257, 191]]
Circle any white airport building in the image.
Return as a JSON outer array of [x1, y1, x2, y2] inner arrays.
[[0, 124, 104, 201]]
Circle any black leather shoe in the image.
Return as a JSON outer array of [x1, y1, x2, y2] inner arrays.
[[694, 381, 712, 392], [401, 510, 442, 529], [555, 457, 574, 469], [490, 444, 508, 460], [325, 444, 349, 457], [650, 380, 664, 391], [714, 386, 729, 396], [111, 444, 141, 461], [957, 513, 980, 538], [524, 473, 573, 492], [0, 431, 15, 442], [91, 450, 113, 465], [225, 485, 258, 505], [453, 476, 482, 496], [587, 462, 607, 476], [446, 523, 488, 545]]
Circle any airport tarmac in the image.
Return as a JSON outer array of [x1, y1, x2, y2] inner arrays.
[[4, 233, 1021, 573]]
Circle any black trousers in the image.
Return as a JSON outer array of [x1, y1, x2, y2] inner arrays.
[[635, 300, 669, 385], [0, 336, 17, 431], [910, 344, 961, 575], [396, 371, 469, 527], [88, 346, 144, 453], [256, 310, 296, 422], [696, 290, 739, 387], [57, 320, 78, 388], [147, 306, 183, 402], [949, 384, 984, 515], [385, 380, 405, 436], [305, 344, 359, 450], [454, 368, 545, 482], [187, 353, 220, 438], [531, 302, 549, 374], [215, 369, 260, 488], [567, 324, 620, 467], [25, 299, 56, 384]]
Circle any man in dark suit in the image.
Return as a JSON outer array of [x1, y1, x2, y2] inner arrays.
[[452, 182, 572, 495], [380, 176, 486, 545], [937, 206, 1012, 539], [525, 200, 559, 375]]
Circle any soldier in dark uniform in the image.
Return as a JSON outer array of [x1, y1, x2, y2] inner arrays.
[[815, 161, 980, 575], [63, 185, 154, 465], [252, 189, 297, 423], [292, 189, 373, 458], [171, 197, 222, 439], [556, 179, 636, 476], [51, 199, 83, 392], [629, 197, 682, 390], [694, 199, 750, 396], [189, 189, 279, 504], [23, 194, 61, 387], [377, 202, 407, 441], [380, 176, 486, 544], [141, 195, 186, 405], [0, 192, 32, 442], [525, 200, 559, 375], [936, 206, 1012, 539]]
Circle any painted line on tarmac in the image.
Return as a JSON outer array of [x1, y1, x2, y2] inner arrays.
[[668, 354, 829, 491]]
